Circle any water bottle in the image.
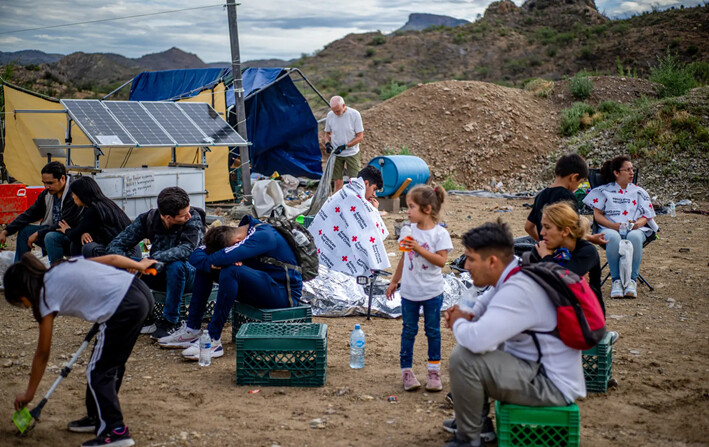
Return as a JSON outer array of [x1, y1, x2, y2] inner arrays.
[[349, 324, 365, 369], [458, 289, 477, 315], [198, 333, 212, 367], [292, 228, 309, 247], [619, 222, 629, 238], [669, 201, 676, 218]]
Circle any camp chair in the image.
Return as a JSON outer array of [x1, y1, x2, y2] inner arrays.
[[587, 168, 656, 291]]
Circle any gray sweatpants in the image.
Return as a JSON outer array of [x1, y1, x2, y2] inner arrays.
[[449, 345, 568, 442]]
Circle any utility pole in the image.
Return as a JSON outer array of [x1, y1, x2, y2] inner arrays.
[[226, 0, 252, 204]]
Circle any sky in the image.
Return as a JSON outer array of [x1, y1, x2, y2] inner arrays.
[[0, 0, 703, 63]]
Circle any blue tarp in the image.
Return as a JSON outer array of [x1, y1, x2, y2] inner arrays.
[[129, 67, 322, 178]]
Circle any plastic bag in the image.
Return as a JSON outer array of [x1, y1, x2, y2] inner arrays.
[[618, 240, 633, 288]]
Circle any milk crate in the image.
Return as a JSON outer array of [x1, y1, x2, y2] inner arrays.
[[235, 323, 327, 387], [231, 302, 312, 342], [495, 401, 580, 447], [151, 284, 220, 322], [582, 331, 613, 392]]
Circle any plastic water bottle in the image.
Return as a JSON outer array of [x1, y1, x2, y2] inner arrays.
[[293, 228, 309, 247], [619, 222, 629, 238], [349, 324, 365, 369], [669, 201, 676, 218], [458, 289, 477, 315], [198, 333, 212, 367]]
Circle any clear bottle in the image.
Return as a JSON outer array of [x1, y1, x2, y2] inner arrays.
[[198, 333, 212, 367], [669, 201, 676, 218], [293, 229, 309, 247], [458, 289, 477, 315], [349, 324, 365, 369]]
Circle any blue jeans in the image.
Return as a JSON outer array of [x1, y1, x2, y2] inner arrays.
[[186, 265, 291, 340], [400, 294, 443, 369], [601, 228, 646, 281], [15, 225, 44, 262], [15, 225, 69, 263], [140, 260, 195, 324]]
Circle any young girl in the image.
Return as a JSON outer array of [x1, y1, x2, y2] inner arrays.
[[5, 253, 156, 447], [386, 185, 452, 392]]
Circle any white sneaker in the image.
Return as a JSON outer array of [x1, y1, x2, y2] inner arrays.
[[624, 279, 637, 298], [181, 337, 224, 361], [140, 323, 157, 335], [610, 280, 624, 298], [608, 331, 619, 344], [158, 322, 201, 349]]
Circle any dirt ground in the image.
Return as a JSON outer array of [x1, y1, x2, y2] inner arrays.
[[1, 195, 708, 447]]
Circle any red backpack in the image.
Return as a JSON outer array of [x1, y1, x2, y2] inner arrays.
[[505, 253, 606, 354]]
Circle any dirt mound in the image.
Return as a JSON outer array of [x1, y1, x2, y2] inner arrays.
[[361, 80, 562, 193], [551, 75, 659, 107]]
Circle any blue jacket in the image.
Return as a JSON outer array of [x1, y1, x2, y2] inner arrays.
[[189, 215, 302, 300]]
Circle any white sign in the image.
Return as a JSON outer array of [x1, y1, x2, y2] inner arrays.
[[124, 173, 155, 197]]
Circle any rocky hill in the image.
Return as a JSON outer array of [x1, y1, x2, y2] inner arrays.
[[396, 13, 469, 32], [0, 50, 64, 65]]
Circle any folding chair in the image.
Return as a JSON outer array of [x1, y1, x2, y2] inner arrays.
[[587, 168, 656, 291]]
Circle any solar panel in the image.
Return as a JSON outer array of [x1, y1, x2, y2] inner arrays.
[[61, 99, 136, 146], [141, 102, 210, 146], [177, 102, 247, 146], [104, 101, 175, 146]]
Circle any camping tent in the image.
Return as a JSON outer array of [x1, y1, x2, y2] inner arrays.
[[129, 67, 324, 179]]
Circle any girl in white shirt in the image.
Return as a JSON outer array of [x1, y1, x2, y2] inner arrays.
[[386, 185, 453, 393], [5, 253, 156, 447]]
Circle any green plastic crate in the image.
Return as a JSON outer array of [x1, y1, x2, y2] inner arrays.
[[235, 323, 327, 387], [231, 302, 312, 342], [495, 401, 580, 447], [151, 284, 220, 322], [582, 331, 613, 393]]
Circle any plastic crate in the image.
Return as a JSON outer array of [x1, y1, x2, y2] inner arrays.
[[235, 322, 327, 387], [495, 401, 580, 447], [582, 331, 613, 393], [231, 302, 312, 342], [151, 284, 220, 322]]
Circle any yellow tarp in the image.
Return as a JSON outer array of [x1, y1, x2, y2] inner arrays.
[[3, 84, 234, 202]]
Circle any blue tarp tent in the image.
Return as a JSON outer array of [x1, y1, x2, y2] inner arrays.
[[129, 67, 323, 178]]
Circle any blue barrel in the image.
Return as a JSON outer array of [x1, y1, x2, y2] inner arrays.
[[368, 155, 430, 197]]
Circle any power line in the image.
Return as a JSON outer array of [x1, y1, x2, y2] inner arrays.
[[0, 3, 225, 36]]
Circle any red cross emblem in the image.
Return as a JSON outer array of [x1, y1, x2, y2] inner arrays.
[[352, 236, 357, 242], [335, 207, 340, 213], [593, 198, 598, 203], [318, 230, 322, 235], [333, 226, 339, 232], [618, 189, 624, 194], [317, 248, 321, 254], [370, 237, 375, 243], [632, 200, 636, 205], [622, 210, 628, 216], [376, 223, 379, 227], [350, 206, 356, 212], [342, 256, 348, 262], [649, 204, 653, 209]]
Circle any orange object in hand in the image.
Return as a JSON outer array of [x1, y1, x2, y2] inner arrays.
[[399, 236, 414, 252]]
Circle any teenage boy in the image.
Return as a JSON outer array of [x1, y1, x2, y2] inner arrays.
[[107, 187, 203, 339], [0, 161, 82, 263]]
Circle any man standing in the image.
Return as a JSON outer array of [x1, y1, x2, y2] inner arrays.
[[107, 187, 203, 339], [324, 96, 364, 193], [442, 221, 585, 447], [0, 161, 81, 263]]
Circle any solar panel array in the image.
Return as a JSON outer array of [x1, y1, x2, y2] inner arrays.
[[60, 99, 247, 148]]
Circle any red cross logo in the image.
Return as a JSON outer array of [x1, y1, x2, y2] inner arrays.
[[333, 226, 339, 232], [618, 189, 624, 194], [649, 204, 653, 209], [352, 236, 357, 242], [370, 237, 375, 243], [342, 256, 348, 262], [335, 207, 340, 213], [632, 200, 637, 205], [593, 198, 598, 203], [318, 230, 322, 235], [350, 206, 356, 212], [376, 223, 379, 227], [622, 210, 628, 216], [382, 229, 385, 234], [317, 248, 321, 254]]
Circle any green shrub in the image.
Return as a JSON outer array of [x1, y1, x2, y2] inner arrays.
[[441, 177, 464, 191], [569, 72, 594, 99], [453, 33, 466, 44], [687, 45, 699, 56], [369, 35, 386, 46], [560, 102, 596, 136], [546, 46, 558, 58], [379, 81, 408, 101], [649, 52, 698, 98], [398, 145, 412, 156], [598, 100, 627, 115], [689, 61, 709, 84], [365, 48, 376, 57], [578, 46, 594, 60]]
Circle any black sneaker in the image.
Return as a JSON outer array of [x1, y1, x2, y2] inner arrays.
[[442, 418, 496, 443], [68, 415, 97, 433], [445, 392, 454, 407], [442, 432, 490, 447], [81, 426, 135, 447], [150, 318, 180, 340]]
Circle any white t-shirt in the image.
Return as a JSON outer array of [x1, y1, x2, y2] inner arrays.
[[583, 182, 657, 236], [40, 258, 135, 323], [324, 107, 363, 157], [398, 223, 453, 301]]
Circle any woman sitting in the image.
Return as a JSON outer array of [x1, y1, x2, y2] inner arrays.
[[583, 156, 657, 298], [58, 176, 133, 258], [530, 201, 605, 314]]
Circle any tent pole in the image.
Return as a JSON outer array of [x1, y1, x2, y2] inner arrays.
[[101, 78, 133, 100], [226, 0, 252, 204]]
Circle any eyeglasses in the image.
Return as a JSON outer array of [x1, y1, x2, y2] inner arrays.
[[619, 167, 634, 172]]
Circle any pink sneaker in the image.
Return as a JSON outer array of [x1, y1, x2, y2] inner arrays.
[[402, 369, 421, 391], [426, 369, 443, 392]]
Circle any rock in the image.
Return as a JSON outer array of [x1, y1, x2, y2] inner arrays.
[[310, 418, 326, 429], [360, 394, 375, 401], [2, 360, 12, 367]]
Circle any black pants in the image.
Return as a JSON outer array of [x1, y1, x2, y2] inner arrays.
[[85, 278, 153, 435]]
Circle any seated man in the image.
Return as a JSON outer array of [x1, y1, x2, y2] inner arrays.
[[442, 220, 585, 447], [157, 215, 302, 360], [308, 165, 390, 276], [0, 161, 82, 263], [107, 186, 203, 339]]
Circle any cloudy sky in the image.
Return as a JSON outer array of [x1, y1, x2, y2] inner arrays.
[[0, 0, 702, 63]]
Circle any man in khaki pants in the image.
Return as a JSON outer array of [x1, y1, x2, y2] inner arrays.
[[324, 96, 364, 193]]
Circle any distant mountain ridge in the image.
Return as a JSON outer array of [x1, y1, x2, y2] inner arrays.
[[397, 13, 469, 31], [0, 50, 64, 65]]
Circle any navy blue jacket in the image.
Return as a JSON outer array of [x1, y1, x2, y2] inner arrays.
[[189, 215, 302, 300]]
